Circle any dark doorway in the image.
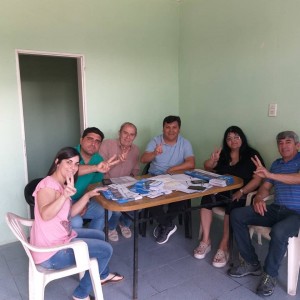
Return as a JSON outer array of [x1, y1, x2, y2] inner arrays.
[[19, 54, 82, 181]]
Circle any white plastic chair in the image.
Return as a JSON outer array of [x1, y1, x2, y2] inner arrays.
[[287, 229, 300, 295], [198, 192, 257, 239], [5, 212, 104, 300], [206, 192, 273, 245], [247, 195, 300, 296], [248, 192, 274, 245], [248, 214, 300, 295]]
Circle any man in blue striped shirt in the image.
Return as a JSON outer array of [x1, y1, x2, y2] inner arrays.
[[228, 131, 300, 297]]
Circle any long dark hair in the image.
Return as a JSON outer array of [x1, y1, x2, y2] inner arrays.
[[221, 126, 251, 163], [47, 147, 80, 182]]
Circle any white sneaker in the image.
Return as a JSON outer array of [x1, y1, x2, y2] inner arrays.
[[119, 225, 132, 238], [108, 229, 119, 242]]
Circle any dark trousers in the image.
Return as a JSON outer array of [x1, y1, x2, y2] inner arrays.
[[150, 201, 186, 227], [230, 203, 300, 277], [201, 193, 246, 214]]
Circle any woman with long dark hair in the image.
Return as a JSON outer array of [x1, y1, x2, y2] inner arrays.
[[194, 126, 265, 268], [30, 147, 123, 300]]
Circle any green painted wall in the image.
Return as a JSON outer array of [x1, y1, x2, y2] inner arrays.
[[1, 0, 300, 245], [179, 0, 300, 168], [0, 0, 179, 244]]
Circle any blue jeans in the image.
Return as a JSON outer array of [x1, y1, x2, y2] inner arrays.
[[71, 198, 112, 231], [39, 228, 112, 299], [108, 211, 133, 230], [231, 203, 300, 277]]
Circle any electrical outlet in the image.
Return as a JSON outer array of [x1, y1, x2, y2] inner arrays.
[[268, 104, 277, 117]]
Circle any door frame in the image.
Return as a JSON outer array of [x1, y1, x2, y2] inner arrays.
[[15, 49, 87, 183]]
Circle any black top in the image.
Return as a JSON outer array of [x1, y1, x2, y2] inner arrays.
[[215, 148, 264, 186]]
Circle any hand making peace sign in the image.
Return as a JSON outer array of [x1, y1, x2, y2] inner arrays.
[[63, 174, 77, 198], [96, 155, 120, 173], [210, 147, 222, 163], [251, 155, 270, 179]]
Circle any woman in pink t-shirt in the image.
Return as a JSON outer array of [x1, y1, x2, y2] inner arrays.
[[30, 147, 123, 300]]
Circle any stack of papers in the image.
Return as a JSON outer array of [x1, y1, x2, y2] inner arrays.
[[209, 175, 234, 187], [151, 174, 212, 194], [100, 184, 142, 203], [102, 173, 215, 203], [129, 179, 172, 198], [111, 176, 137, 186], [184, 169, 234, 187]]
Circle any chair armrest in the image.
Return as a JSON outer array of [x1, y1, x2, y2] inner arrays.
[[246, 191, 257, 206], [18, 217, 34, 227], [27, 240, 90, 270], [26, 240, 87, 254], [245, 191, 274, 206], [64, 240, 90, 270], [263, 194, 274, 204]]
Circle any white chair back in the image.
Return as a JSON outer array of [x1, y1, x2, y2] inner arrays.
[[6, 212, 104, 300]]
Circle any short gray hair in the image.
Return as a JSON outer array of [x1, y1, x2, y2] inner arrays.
[[276, 131, 299, 143], [119, 122, 137, 136]]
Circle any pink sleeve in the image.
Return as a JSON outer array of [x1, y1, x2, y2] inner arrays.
[[32, 176, 63, 198]]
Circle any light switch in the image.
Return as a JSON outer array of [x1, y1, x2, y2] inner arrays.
[[268, 104, 277, 117]]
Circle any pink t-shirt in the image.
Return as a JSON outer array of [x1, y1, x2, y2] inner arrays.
[[30, 176, 77, 264]]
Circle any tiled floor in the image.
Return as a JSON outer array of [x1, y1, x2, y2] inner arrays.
[[0, 211, 299, 300]]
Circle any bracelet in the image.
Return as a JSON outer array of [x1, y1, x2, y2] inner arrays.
[[239, 189, 244, 195]]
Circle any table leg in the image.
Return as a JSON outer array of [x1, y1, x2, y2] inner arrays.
[[105, 209, 108, 242], [228, 218, 239, 267], [133, 210, 138, 300], [227, 191, 239, 266], [184, 200, 192, 239]]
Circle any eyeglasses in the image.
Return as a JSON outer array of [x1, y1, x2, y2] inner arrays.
[[85, 136, 102, 145], [226, 136, 241, 142]]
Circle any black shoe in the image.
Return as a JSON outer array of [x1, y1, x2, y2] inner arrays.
[[156, 224, 177, 244], [228, 260, 262, 278], [256, 272, 276, 297], [153, 224, 163, 238]]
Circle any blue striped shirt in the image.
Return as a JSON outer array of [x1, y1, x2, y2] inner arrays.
[[266, 152, 300, 213]]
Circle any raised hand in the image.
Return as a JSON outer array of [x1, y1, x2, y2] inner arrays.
[[211, 147, 222, 163], [251, 155, 270, 178], [63, 174, 77, 198], [154, 143, 163, 156], [96, 155, 120, 173], [118, 147, 130, 162], [107, 154, 121, 167], [251, 155, 263, 168]]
